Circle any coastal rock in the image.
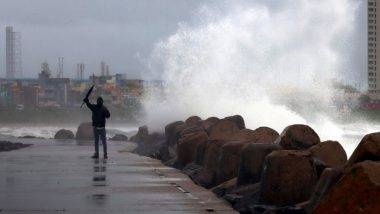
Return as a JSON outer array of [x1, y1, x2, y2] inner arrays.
[[54, 129, 74, 140], [110, 134, 128, 141], [179, 125, 204, 138], [250, 205, 305, 214], [208, 119, 240, 141], [308, 140, 347, 168], [250, 127, 279, 144], [0, 141, 31, 152], [130, 126, 149, 143], [347, 132, 380, 166], [185, 116, 202, 126], [158, 144, 171, 162], [203, 140, 229, 186], [212, 178, 237, 197], [276, 124, 320, 150], [185, 164, 215, 188], [134, 132, 166, 158], [75, 122, 94, 140], [216, 141, 251, 184], [158, 121, 185, 162], [229, 183, 261, 213], [19, 135, 38, 139], [164, 121, 185, 146], [314, 161, 380, 213], [237, 143, 281, 186], [260, 150, 318, 206], [202, 117, 220, 134], [305, 168, 343, 213], [230, 129, 257, 142], [224, 115, 245, 129], [177, 131, 208, 168], [231, 126, 279, 143]]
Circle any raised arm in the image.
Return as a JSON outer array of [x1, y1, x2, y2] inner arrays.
[[83, 98, 96, 111]]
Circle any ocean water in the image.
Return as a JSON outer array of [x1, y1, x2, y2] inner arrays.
[[0, 125, 138, 141], [0, 122, 379, 157]]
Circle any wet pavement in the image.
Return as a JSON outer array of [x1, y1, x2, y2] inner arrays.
[[0, 140, 236, 213]]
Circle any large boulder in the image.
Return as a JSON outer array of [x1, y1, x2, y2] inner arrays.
[[231, 126, 279, 143], [134, 132, 166, 158], [229, 183, 261, 213], [212, 178, 237, 197], [276, 124, 320, 150], [314, 161, 380, 213], [185, 116, 202, 126], [159, 121, 185, 162], [130, 126, 149, 143], [0, 141, 31, 152], [237, 143, 281, 186], [183, 163, 215, 188], [202, 140, 229, 186], [216, 141, 251, 184], [177, 131, 208, 168], [75, 122, 94, 140], [203, 140, 228, 171], [179, 125, 204, 138], [110, 134, 128, 141], [224, 115, 245, 129], [54, 129, 74, 139], [164, 121, 185, 146], [305, 168, 343, 213], [249, 127, 279, 144], [202, 117, 220, 134], [208, 119, 240, 141], [308, 140, 347, 168], [347, 132, 380, 166], [260, 150, 318, 206]]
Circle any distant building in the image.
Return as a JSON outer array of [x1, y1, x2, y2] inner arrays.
[[76, 63, 85, 80], [0, 81, 13, 108], [5, 26, 22, 79], [38, 63, 70, 107], [23, 85, 39, 108], [368, 0, 380, 100]]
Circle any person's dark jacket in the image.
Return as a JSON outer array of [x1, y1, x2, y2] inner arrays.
[[84, 99, 110, 127]]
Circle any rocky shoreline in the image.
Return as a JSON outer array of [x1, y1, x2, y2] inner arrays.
[[0, 141, 31, 152], [130, 115, 380, 213]]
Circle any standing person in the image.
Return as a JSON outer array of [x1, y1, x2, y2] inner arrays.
[[83, 96, 111, 159]]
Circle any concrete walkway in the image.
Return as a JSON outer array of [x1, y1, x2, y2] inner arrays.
[[0, 140, 236, 213]]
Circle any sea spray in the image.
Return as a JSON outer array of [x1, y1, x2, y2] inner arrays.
[[142, 0, 360, 152]]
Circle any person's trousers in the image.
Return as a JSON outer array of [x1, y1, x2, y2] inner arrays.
[[93, 127, 107, 155]]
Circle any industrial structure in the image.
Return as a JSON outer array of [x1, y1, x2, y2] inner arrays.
[[101, 61, 110, 76], [368, 0, 380, 100], [5, 26, 22, 79], [57, 57, 64, 78], [76, 63, 85, 80]]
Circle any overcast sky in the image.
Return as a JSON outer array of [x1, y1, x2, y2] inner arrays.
[[0, 0, 207, 79], [0, 0, 366, 85]]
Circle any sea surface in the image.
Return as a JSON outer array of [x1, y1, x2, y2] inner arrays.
[[0, 122, 379, 157], [0, 124, 138, 146]]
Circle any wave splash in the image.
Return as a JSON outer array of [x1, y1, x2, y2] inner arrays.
[[142, 0, 359, 144]]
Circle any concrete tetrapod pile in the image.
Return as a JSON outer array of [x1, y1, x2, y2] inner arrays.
[[131, 115, 380, 213]]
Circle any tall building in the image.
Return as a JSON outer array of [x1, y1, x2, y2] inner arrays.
[[5, 26, 22, 79], [76, 63, 85, 80], [368, 1, 380, 100]]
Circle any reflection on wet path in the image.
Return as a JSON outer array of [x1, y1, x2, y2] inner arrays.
[[91, 159, 108, 205]]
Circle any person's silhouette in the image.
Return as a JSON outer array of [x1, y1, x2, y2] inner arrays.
[[83, 96, 110, 159]]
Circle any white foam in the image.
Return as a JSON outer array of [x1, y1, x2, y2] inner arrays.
[[142, 0, 366, 155]]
